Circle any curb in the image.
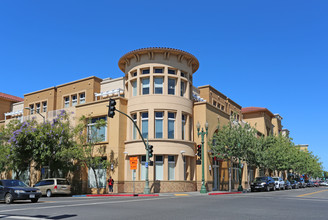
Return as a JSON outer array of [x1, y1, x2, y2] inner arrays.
[[72, 194, 159, 197], [208, 192, 242, 195]]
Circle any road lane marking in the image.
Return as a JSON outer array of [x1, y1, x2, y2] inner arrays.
[[0, 215, 47, 220], [297, 189, 328, 197], [0, 196, 175, 213]]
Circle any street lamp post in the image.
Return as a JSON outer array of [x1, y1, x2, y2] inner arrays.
[[25, 107, 45, 123], [197, 121, 208, 194]]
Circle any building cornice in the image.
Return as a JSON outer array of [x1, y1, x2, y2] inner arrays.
[[118, 47, 199, 73]]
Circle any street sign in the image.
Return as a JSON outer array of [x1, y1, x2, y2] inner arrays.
[[129, 157, 138, 170], [145, 162, 148, 168]]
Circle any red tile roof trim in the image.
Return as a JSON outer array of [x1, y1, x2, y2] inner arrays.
[[0, 92, 24, 102], [242, 107, 274, 117]]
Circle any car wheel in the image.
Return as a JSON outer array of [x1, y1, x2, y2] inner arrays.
[[46, 190, 52, 197], [31, 198, 39, 203], [266, 186, 270, 192], [5, 193, 13, 204]]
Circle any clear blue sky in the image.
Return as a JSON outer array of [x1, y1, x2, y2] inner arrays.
[[1, 1, 327, 170]]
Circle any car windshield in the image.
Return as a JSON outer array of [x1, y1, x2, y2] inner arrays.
[[2, 180, 28, 187], [273, 178, 279, 181], [255, 177, 267, 182]]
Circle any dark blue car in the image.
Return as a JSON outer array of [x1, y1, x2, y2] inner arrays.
[[0, 179, 42, 204], [251, 176, 276, 192]]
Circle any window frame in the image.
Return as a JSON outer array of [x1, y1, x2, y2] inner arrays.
[[42, 101, 47, 113], [141, 78, 150, 95], [168, 155, 175, 180], [72, 94, 78, 106], [168, 78, 176, 95], [168, 112, 175, 139], [79, 93, 86, 104], [154, 77, 163, 94], [155, 112, 164, 139], [141, 112, 149, 139], [87, 116, 107, 143], [64, 96, 70, 108]]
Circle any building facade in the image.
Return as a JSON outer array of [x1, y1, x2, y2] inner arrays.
[[3, 47, 297, 194]]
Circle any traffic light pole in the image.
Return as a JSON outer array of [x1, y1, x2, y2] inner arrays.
[[113, 108, 151, 194]]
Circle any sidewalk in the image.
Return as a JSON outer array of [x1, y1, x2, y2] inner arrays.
[[72, 190, 244, 197]]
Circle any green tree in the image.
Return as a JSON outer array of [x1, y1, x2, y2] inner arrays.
[[75, 115, 118, 194], [6, 119, 38, 181], [210, 120, 257, 191], [32, 110, 78, 177]]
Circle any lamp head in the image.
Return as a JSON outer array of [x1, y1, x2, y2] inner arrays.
[[196, 122, 200, 132]]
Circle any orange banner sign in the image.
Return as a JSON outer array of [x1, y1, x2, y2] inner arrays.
[[129, 156, 138, 170]]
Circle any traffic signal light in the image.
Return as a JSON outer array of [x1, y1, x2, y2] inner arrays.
[[108, 99, 116, 118], [197, 144, 202, 158], [148, 145, 153, 158]]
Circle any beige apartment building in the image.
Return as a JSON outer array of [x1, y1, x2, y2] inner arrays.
[[0, 92, 24, 123], [3, 47, 296, 194]]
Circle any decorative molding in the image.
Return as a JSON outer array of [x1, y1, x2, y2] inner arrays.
[[133, 54, 140, 62]]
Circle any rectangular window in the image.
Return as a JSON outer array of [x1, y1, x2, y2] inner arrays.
[[217, 103, 221, 109], [168, 69, 176, 75], [181, 72, 187, 78], [180, 81, 186, 97], [64, 97, 70, 108], [79, 93, 86, 104], [155, 155, 163, 180], [36, 103, 40, 113], [72, 95, 77, 106], [168, 156, 175, 180], [182, 114, 186, 140], [154, 77, 163, 94], [42, 101, 47, 112], [168, 112, 175, 139], [87, 117, 107, 142], [221, 106, 224, 111], [132, 80, 137, 96], [155, 112, 163, 138], [154, 68, 163, 73], [88, 158, 107, 188], [213, 101, 217, 106], [142, 69, 150, 74], [141, 112, 148, 139], [140, 156, 146, 180], [29, 104, 34, 115], [142, 78, 150, 95], [132, 114, 137, 140], [168, 78, 176, 95]]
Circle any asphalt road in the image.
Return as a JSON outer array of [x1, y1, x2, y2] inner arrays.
[[0, 187, 327, 220]]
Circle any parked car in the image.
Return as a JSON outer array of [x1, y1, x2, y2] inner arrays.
[[0, 179, 42, 204], [34, 178, 71, 197], [284, 180, 292, 190], [306, 180, 314, 187], [251, 176, 275, 192], [313, 181, 320, 187], [290, 180, 300, 189], [319, 181, 328, 186], [273, 177, 285, 190], [296, 178, 306, 188]]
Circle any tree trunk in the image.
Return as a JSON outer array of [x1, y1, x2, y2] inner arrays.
[[92, 167, 100, 194]]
